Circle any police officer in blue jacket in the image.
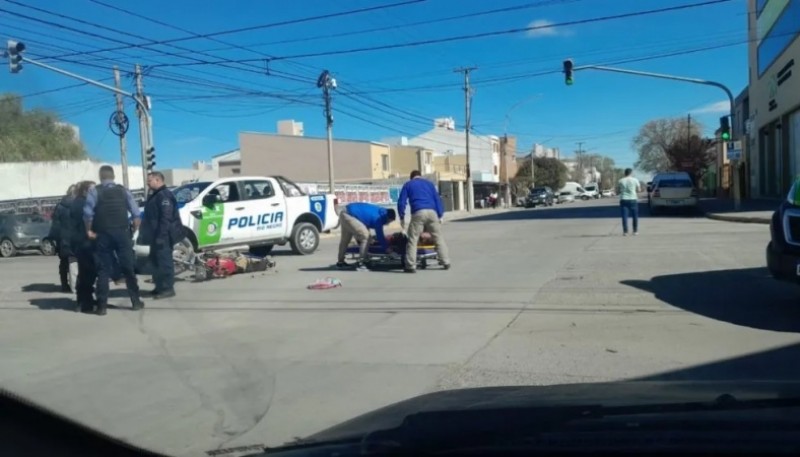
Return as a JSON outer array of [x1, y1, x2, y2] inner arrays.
[[83, 165, 143, 315]]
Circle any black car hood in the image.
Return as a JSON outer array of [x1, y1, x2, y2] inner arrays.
[[305, 380, 800, 443]]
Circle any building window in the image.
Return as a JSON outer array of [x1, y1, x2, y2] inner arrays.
[[232, 168, 241, 175], [381, 154, 389, 171], [494, 165, 499, 175]]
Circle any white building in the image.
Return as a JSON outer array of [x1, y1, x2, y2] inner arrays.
[[561, 158, 600, 185], [532, 143, 560, 159], [383, 117, 500, 183]]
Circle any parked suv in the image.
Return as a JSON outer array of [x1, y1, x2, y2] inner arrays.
[[582, 183, 600, 199], [525, 187, 555, 208]]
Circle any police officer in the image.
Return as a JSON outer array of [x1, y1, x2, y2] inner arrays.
[[49, 185, 76, 292], [71, 181, 98, 313], [140, 171, 183, 299], [83, 165, 143, 315]]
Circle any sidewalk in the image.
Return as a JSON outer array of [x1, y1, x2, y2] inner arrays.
[[700, 198, 779, 224]]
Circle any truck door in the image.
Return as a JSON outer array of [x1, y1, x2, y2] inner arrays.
[[240, 179, 288, 241]]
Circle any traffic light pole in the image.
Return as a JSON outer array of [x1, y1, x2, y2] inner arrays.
[[19, 56, 154, 193], [574, 64, 739, 210]]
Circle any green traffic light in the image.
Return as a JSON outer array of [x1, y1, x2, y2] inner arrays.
[[721, 132, 730, 141], [566, 78, 573, 86]]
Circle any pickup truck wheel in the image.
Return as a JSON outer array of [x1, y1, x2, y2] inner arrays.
[[40, 239, 56, 256], [0, 238, 16, 258], [290, 222, 319, 255], [249, 244, 274, 256]]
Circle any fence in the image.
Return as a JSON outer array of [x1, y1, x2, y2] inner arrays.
[[0, 189, 147, 219]]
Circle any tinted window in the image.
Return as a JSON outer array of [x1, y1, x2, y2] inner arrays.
[[584, 185, 596, 191], [657, 179, 693, 188], [243, 180, 276, 200], [757, 0, 799, 75]]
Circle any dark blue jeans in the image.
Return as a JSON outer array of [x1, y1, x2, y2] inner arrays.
[[620, 199, 639, 234], [94, 228, 140, 305]]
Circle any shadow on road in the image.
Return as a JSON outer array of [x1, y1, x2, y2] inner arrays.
[[638, 342, 800, 381], [622, 267, 800, 333], [28, 297, 75, 311], [21, 283, 63, 293]]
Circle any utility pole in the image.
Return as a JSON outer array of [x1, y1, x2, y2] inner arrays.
[[455, 66, 477, 212], [134, 64, 152, 195], [317, 70, 336, 194], [113, 66, 129, 189], [530, 150, 535, 187], [501, 135, 511, 208], [576, 142, 584, 183]]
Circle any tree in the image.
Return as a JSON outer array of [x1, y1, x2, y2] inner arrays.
[[512, 157, 568, 195], [632, 117, 702, 174], [0, 94, 87, 162], [663, 134, 716, 184]]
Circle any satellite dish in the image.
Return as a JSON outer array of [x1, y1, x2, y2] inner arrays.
[[316, 70, 330, 88]]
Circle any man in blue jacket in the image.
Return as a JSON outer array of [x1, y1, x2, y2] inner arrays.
[[397, 170, 450, 273], [337, 202, 396, 270]]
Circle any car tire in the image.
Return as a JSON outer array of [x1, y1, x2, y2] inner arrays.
[[0, 238, 16, 258], [40, 239, 56, 256], [249, 244, 274, 257], [766, 241, 784, 280], [290, 222, 319, 255]]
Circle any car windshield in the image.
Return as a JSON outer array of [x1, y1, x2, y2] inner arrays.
[[173, 182, 212, 203], [4, 2, 791, 456]]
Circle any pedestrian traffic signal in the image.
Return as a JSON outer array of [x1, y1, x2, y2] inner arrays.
[[719, 115, 731, 141], [5, 40, 25, 74], [563, 59, 574, 86], [145, 147, 156, 171]]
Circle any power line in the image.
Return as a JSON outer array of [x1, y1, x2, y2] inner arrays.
[[36, 0, 426, 60], [154, 0, 733, 66]]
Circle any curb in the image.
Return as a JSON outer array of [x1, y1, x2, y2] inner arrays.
[[704, 212, 770, 225]]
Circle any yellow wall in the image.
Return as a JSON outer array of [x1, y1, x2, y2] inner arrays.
[[369, 143, 392, 179]]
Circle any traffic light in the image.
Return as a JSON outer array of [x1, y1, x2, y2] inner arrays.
[[719, 115, 731, 141], [5, 40, 25, 74], [145, 147, 156, 171], [563, 59, 574, 86]]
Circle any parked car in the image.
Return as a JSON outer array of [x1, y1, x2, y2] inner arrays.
[[601, 189, 615, 198], [767, 180, 800, 285], [0, 212, 56, 258], [525, 186, 555, 208], [558, 192, 576, 204], [647, 172, 698, 214]]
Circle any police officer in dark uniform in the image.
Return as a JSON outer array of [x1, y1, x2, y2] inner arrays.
[[49, 185, 76, 292], [83, 165, 143, 315], [71, 180, 98, 313], [140, 171, 183, 299]]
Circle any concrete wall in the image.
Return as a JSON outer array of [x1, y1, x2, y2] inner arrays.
[[0, 160, 145, 201], [239, 132, 377, 182], [369, 143, 392, 180]]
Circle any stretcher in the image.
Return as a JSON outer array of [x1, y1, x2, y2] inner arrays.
[[345, 232, 439, 270]]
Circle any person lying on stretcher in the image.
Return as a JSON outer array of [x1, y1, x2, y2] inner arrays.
[[336, 202, 397, 271]]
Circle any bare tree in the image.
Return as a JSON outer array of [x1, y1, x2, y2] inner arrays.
[[632, 117, 702, 174], [664, 135, 716, 184]]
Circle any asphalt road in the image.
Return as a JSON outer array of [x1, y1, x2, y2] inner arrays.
[[2, 199, 799, 456]]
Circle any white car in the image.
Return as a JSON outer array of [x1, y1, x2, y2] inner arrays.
[[647, 171, 698, 214], [582, 183, 600, 200], [134, 176, 339, 268]]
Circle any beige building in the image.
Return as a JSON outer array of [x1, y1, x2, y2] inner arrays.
[[238, 131, 392, 183], [747, 0, 800, 198], [388, 145, 435, 178]]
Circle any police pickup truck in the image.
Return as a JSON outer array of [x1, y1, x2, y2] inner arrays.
[[133, 176, 338, 266]]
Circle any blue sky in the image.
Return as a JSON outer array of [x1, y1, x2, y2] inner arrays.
[[0, 0, 749, 170]]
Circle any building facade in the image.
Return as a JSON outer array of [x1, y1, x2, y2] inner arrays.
[[385, 117, 501, 183], [748, 0, 800, 198]]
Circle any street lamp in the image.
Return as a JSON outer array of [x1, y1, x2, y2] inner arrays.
[[502, 94, 542, 207]]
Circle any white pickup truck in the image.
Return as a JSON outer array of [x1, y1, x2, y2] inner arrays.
[[134, 175, 338, 266]]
